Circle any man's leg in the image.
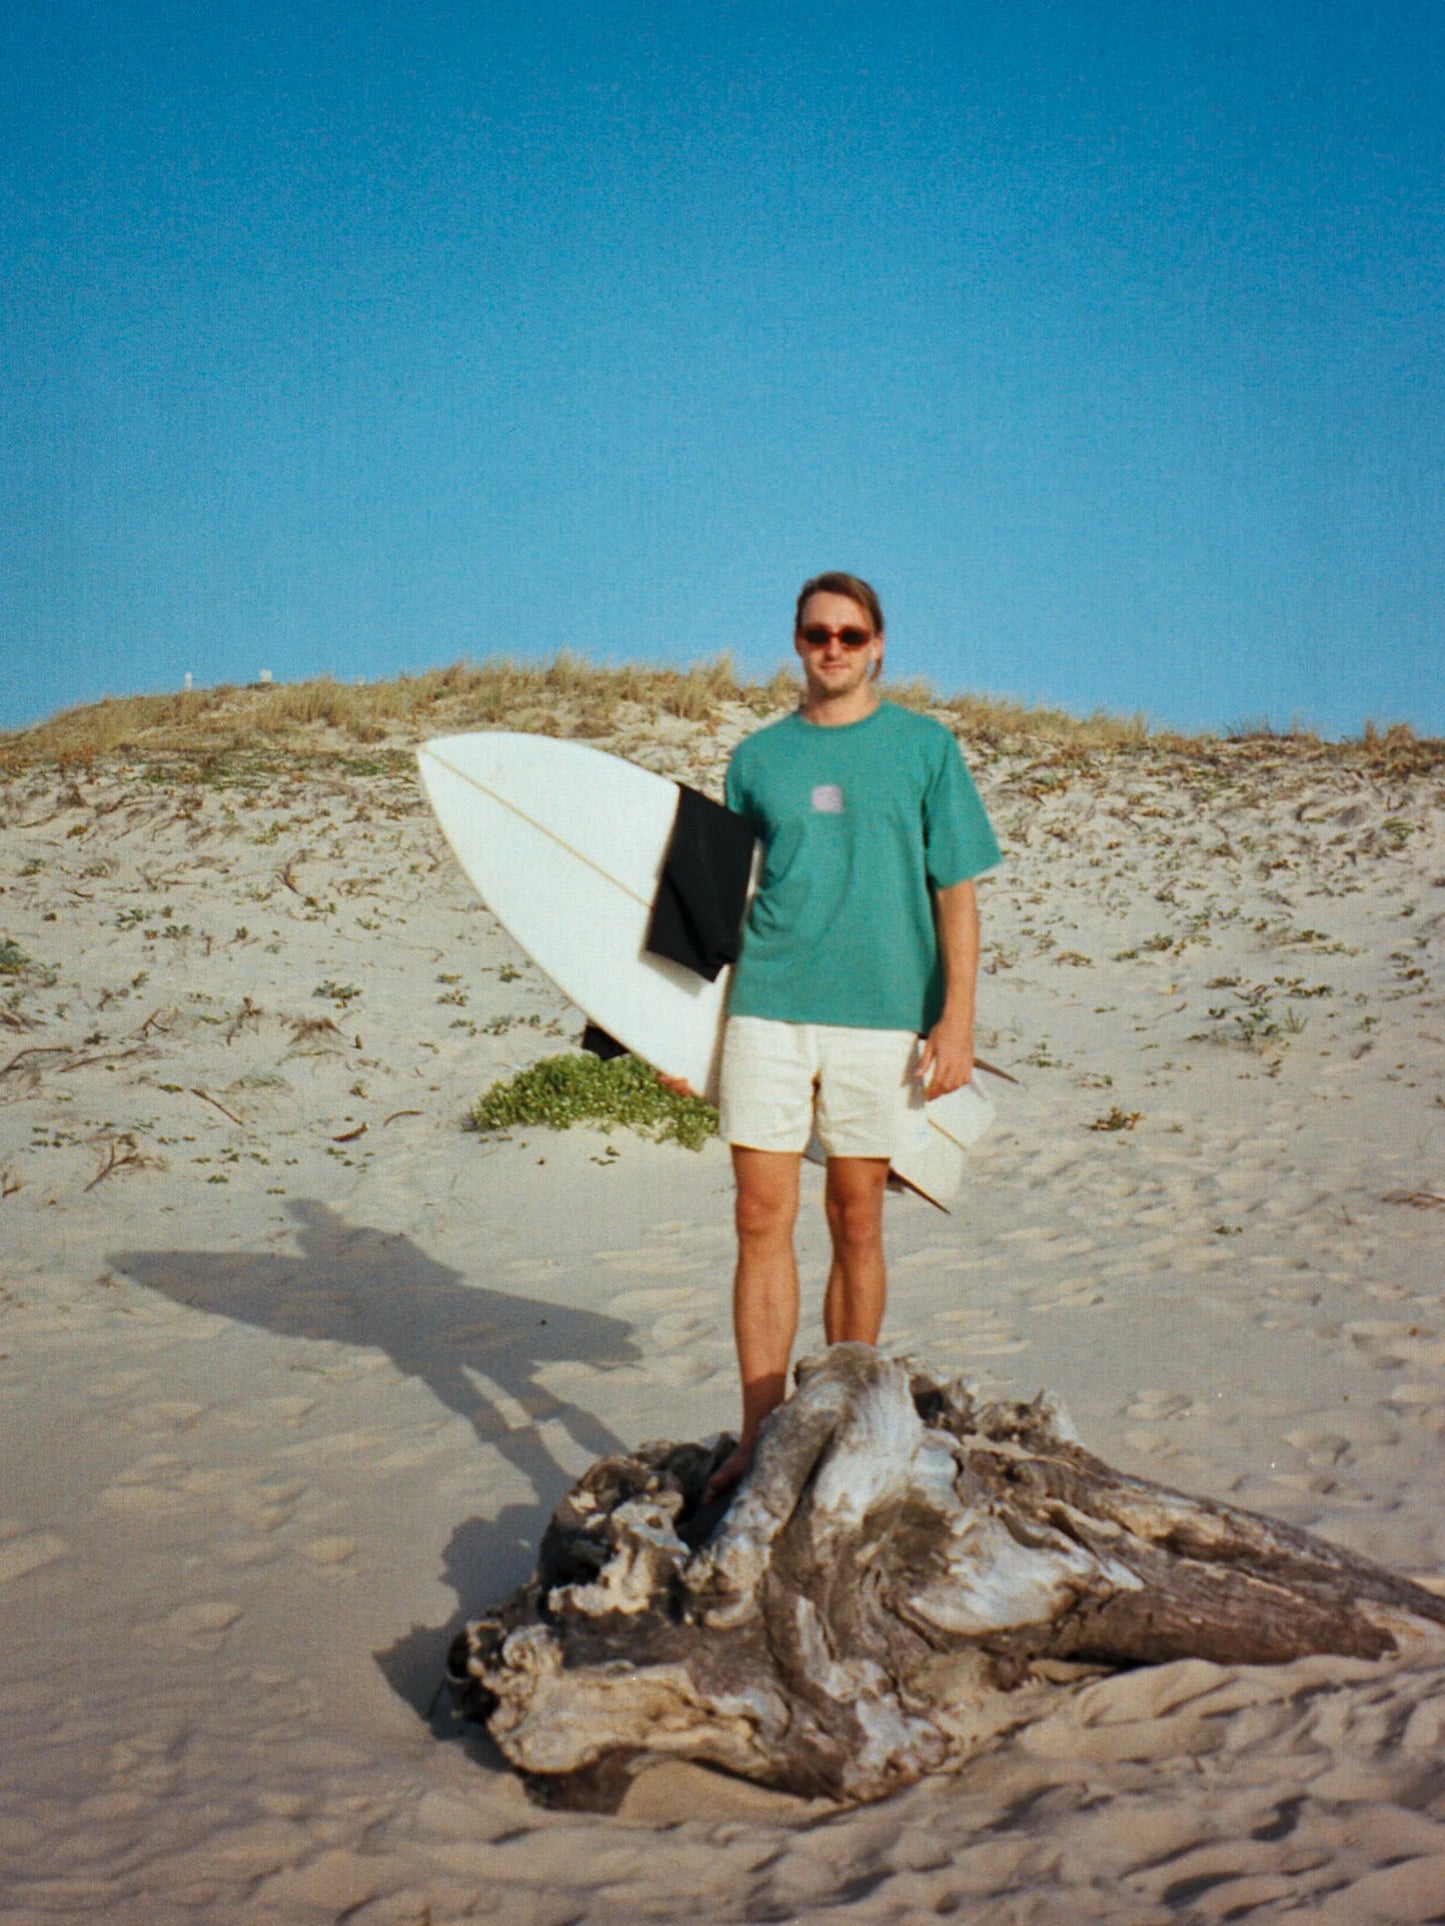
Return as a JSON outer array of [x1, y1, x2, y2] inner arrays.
[[822, 1156, 890, 1343], [707, 1145, 802, 1497]]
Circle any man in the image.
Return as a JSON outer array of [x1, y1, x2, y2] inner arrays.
[[701, 572, 1001, 1497]]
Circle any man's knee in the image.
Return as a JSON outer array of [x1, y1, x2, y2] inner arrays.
[[825, 1169, 887, 1250], [735, 1184, 796, 1243], [828, 1200, 883, 1251], [732, 1148, 800, 1245]]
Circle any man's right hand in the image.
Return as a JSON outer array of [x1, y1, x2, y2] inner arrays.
[[917, 1013, 974, 1100]]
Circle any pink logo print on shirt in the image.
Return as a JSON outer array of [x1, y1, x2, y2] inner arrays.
[[811, 783, 845, 814]]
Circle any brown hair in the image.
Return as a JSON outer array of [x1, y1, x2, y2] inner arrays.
[[794, 572, 885, 637]]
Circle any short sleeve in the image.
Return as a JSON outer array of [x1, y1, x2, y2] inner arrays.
[[922, 732, 1002, 889], [724, 745, 760, 832], [723, 753, 745, 816]]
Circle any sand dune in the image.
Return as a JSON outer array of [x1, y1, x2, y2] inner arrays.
[[1, 700, 1442, 1921]]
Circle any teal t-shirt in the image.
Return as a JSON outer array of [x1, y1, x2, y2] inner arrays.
[[724, 702, 1002, 1033]]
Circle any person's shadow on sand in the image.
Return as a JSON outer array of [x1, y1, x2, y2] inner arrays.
[[112, 1198, 643, 1731]]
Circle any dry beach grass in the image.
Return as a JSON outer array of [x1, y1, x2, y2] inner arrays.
[[1, 665, 1443, 1921], [10, 653, 1435, 775]]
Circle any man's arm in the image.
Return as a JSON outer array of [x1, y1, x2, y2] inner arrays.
[[917, 878, 979, 1099]]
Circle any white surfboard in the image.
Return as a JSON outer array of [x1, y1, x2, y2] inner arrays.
[[417, 732, 995, 1208]]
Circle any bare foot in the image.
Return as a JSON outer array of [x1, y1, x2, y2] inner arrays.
[[703, 1439, 754, 1504]]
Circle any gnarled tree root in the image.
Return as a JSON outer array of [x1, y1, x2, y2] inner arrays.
[[448, 1344, 1445, 1807]]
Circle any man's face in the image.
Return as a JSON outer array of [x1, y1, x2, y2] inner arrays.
[[794, 592, 883, 702]]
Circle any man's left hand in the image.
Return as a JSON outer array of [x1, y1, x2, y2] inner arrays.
[[917, 1016, 974, 1100]]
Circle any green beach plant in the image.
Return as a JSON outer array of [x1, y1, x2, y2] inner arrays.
[[470, 1052, 718, 1151]]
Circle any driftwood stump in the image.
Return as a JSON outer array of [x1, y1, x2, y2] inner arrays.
[[448, 1344, 1445, 1806]]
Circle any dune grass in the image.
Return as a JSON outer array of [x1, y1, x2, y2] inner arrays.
[[1, 652, 1437, 774], [0, 655, 780, 772]]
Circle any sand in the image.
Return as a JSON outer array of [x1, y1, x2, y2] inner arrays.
[[0, 703, 1442, 1923]]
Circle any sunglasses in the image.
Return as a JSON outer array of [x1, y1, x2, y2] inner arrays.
[[798, 625, 874, 649]]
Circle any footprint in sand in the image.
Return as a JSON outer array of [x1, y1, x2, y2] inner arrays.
[[296, 1536, 357, 1573], [100, 1456, 192, 1517], [1283, 1427, 1351, 1463], [606, 1285, 706, 1317], [1126, 1389, 1194, 1422], [119, 1399, 208, 1435], [1123, 1431, 1191, 1459], [226, 1480, 307, 1533], [650, 1311, 715, 1348], [960, 1333, 1030, 1357], [892, 1247, 959, 1273], [84, 1371, 150, 1399], [279, 1427, 393, 1461], [146, 1599, 243, 1653], [217, 1395, 318, 1431], [1346, 1320, 1445, 1371], [0, 1529, 68, 1585], [1032, 1284, 1108, 1310], [598, 1248, 711, 1278], [1390, 1386, 1445, 1436]]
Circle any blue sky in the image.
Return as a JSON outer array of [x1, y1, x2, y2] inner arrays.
[[3, 0, 1440, 737]]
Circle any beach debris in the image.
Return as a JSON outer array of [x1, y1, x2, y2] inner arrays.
[[60, 1044, 148, 1075], [84, 1131, 162, 1191], [225, 995, 263, 1041], [190, 1087, 247, 1127], [449, 1345, 1445, 1809], [0, 1044, 71, 1082], [287, 1015, 344, 1053], [1383, 1189, 1445, 1210]]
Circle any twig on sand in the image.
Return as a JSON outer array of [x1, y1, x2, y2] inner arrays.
[[225, 996, 263, 1043], [191, 1087, 247, 1127], [1, 1169, 21, 1198], [61, 1046, 147, 1074], [381, 1109, 424, 1126], [137, 1007, 177, 1038], [84, 1133, 156, 1191], [974, 1056, 1019, 1085], [85, 1139, 124, 1191], [1384, 1189, 1445, 1210], [331, 1122, 368, 1142], [0, 1045, 71, 1081]]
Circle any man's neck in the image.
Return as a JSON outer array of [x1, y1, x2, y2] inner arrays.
[[800, 686, 882, 728]]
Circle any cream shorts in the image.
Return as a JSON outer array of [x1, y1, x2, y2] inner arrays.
[[718, 1015, 923, 1159]]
